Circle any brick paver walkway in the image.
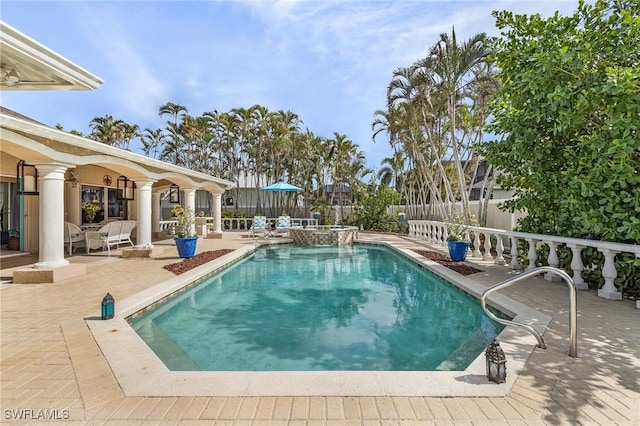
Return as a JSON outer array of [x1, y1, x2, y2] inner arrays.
[[0, 233, 638, 424]]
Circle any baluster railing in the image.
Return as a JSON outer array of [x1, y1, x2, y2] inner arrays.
[[509, 236, 522, 270], [494, 235, 505, 265], [567, 244, 587, 290], [407, 219, 640, 303], [544, 241, 562, 282], [598, 248, 621, 300], [526, 238, 538, 271], [482, 232, 494, 261]]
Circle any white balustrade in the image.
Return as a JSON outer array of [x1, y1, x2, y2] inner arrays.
[[597, 248, 621, 300], [509, 237, 522, 270], [526, 238, 539, 271], [494, 235, 505, 265], [567, 244, 587, 290], [407, 220, 640, 302], [472, 232, 482, 257], [544, 241, 562, 282], [482, 233, 494, 261]]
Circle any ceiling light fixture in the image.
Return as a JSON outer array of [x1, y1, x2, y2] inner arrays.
[[2, 67, 21, 87]]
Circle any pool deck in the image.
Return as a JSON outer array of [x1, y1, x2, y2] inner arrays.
[[1, 232, 638, 424]]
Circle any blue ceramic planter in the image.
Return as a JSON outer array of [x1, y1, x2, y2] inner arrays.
[[447, 240, 470, 262], [175, 237, 198, 258]]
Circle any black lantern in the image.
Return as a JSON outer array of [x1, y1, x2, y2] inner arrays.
[[116, 176, 135, 201], [16, 160, 38, 195], [485, 338, 507, 383], [169, 183, 180, 204], [101, 293, 115, 320]]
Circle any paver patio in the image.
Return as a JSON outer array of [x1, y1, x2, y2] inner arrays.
[[0, 232, 638, 424]]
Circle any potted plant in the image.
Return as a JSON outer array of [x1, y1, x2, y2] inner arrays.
[[172, 204, 198, 258], [81, 201, 102, 223], [445, 209, 478, 262]]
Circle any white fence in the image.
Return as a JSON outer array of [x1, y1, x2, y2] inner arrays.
[[409, 220, 640, 303], [159, 217, 319, 235]]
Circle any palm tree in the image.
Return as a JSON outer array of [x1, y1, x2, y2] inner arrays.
[[140, 128, 165, 159], [414, 28, 493, 212], [377, 151, 406, 191], [159, 102, 187, 126], [88, 116, 138, 150]]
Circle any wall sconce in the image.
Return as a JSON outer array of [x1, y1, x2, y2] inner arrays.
[[169, 183, 180, 204], [116, 176, 135, 201], [101, 293, 115, 320], [16, 160, 38, 195], [485, 338, 507, 384], [2, 67, 21, 87]]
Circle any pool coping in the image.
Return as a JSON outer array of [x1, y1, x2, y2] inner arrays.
[[86, 239, 551, 397]]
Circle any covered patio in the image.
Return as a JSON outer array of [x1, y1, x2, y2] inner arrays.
[[0, 21, 234, 283]]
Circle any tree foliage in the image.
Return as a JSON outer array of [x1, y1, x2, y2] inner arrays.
[[350, 183, 404, 233], [481, 0, 640, 296], [83, 102, 368, 218]]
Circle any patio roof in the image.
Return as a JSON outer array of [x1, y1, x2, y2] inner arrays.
[[0, 21, 103, 91], [0, 107, 235, 192]]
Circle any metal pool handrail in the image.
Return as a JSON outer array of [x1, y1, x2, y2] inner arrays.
[[481, 266, 577, 358]]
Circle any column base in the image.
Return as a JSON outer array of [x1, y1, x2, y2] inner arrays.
[[122, 246, 166, 258], [207, 232, 223, 239], [544, 272, 562, 282], [13, 263, 86, 284], [152, 231, 168, 240], [598, 288, 622, 300], [574, 282, 589, 291]]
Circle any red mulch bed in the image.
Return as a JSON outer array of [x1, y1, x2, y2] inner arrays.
[[162, 249, 235, 275], [163, 248, 480, 276], [412, 249, 482, 276]]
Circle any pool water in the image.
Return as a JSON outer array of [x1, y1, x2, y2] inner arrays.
[[130, 245, 504, 371]]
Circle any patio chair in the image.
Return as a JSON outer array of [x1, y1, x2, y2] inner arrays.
[[64, 222, 85, 256], [275, 215, 291, 237], [249, 215, 267, 238], [85, 220, 136, 255]]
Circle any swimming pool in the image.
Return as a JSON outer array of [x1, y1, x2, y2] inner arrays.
[[129, 244, 505, 371]]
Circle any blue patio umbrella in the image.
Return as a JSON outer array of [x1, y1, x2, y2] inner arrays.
[[260, 182, 303, 215], [260, 182, 303, 192]]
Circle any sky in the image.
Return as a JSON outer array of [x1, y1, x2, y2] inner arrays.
[[1, 0, 584, 173]]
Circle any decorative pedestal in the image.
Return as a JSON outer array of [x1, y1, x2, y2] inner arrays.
[[121, 247, 165, 258], [13, 264, 86, 284]]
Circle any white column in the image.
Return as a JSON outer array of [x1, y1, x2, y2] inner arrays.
[[184, 188, 197, 237], [597, 248, 622, 300], [151, 191, 161, 234], [213, 192, 223, 234], [34, 164, 69, 269], [134, 179, 156, 248]]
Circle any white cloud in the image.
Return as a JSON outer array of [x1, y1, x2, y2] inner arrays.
[[1, 0, 588, 169]]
